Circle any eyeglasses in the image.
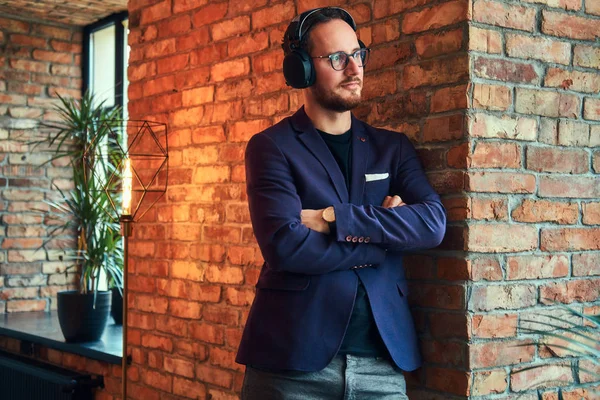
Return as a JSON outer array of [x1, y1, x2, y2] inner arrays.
[[311, 48, 370, 71]]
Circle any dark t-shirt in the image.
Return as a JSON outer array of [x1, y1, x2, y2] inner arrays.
[[318, 128, 387, 357]]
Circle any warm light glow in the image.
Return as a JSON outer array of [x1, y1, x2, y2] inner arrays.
[[122, 158, 132, 216]]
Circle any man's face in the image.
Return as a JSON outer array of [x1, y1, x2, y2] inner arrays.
[[307, 19, 364, 112]]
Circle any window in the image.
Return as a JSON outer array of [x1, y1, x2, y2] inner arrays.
[[83, 11, 129, 118]]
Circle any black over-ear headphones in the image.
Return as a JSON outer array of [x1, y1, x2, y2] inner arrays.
[[282, 7, 366, 89]]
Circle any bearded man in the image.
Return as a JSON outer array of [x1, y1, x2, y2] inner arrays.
[[236, 7, 447, 400]]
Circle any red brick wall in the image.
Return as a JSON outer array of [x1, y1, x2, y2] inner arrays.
[[467, 0, 600, 398], [126, 0, 598, 399], [126, 0, 471, 398], [0, 16, 82, 313]]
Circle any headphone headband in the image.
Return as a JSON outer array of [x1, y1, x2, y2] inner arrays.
[[288, 7, 357, 49]]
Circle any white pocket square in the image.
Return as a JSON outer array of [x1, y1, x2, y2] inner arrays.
[[365, 173, 389, 182]]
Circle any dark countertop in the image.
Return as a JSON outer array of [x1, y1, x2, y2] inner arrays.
[[0, 311, 122, 365]]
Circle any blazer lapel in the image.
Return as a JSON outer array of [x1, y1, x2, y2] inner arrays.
[[349, 117, 368, 205], [292, 108, 349, 203]]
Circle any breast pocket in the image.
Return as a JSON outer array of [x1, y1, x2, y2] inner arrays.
[[364, 174, 390, 206]]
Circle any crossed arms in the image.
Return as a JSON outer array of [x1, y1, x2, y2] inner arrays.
[[245, 132, 446, 276]]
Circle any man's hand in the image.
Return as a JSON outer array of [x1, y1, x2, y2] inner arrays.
[[382, 195, 406, 209], [301, 209, 330, 234]]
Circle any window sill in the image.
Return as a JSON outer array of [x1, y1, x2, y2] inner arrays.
[[0, 311, 122, 365]]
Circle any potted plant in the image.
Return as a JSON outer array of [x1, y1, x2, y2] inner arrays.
[[36, 92, 124, 341]]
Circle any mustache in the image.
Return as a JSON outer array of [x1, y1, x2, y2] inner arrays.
[[340, 78, 362, 85]]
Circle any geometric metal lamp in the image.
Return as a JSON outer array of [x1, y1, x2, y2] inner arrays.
[[83, 120, 168, 400]]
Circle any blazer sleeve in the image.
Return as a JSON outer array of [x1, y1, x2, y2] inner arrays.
[[245, 132, 386, 275], [333, 133, 447, 251]]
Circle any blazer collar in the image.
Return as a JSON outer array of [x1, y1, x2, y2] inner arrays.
[[293, 107, 370, 204]]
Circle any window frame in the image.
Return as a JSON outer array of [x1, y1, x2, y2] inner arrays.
[[82, 11, 128, 114]]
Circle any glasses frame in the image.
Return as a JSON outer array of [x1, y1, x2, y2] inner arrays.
[[311, 48, 371, 71]]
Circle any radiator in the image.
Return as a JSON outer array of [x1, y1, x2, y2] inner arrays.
[[0, 350, 103, 400]]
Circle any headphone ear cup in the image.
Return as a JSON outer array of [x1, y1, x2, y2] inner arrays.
[[283, 49, 316, 89]]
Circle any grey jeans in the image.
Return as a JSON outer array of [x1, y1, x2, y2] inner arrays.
[[241, 354, 409, 400]]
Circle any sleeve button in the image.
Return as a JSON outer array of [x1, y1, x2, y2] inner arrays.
[[358, 237, 364, 243], [352, 236, 358, 243], [364, 237, 371, 243], [346, 235, 353, 242]]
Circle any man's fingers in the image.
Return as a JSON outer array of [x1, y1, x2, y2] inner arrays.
[[382, 196, 392, 208]]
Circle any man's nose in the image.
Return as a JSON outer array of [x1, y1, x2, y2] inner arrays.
[[345, 57, 360, 75]]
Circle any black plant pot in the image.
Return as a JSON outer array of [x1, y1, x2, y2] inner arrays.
[[110, 287, 123, 325], [57, 290, 111, 342]]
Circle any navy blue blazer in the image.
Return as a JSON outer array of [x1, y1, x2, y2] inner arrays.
[[236, 107, 446, 372]]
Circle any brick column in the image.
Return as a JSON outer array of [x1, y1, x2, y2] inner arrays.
[[0, 15, 82, 314], [467, 0, 599, 398]]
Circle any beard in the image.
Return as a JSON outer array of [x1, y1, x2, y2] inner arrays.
[[311, 78, 362, 112]]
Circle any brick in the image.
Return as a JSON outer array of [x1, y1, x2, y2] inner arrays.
[[408, 283, 465, 310], [572, 252, 600, 276], [521, 0, 581, 10], [541, 278, 600, 303], [584, 97, 600, 121], [211, 58, 250, 82], [542, 10, 600, 40], [403, 1, 468, 34], [6, 300, 46, 312], [558, 120, 592, 146], [472, 369, 508, 396], [539, 176, 600, 198], [507, 254, 569, 280], [176, 28, 210, 51], [507, 34, 571, 65], [252, 2, 295, 29], [422, 114, 464, 142], [526, 146, 588, 173], [431, 84, 468, 113], [229, 119, 271, 143], [371, 20, 401, 45], [427, 171, 467, 195], [468, 224, 538, 252], [472, 314, 517, 338], [246, 93, 289, 117], [515, 88, 580, 118], [211, 16, 250, 42], [192, 125, 225, 144], [171, 106, 203, 128], [224, 288, 255, 309], [145, 38, 176, 59], [182, 86, 214, 107], [470, 197, 508, 221], [511, 364, 572, 391], [140, 1, 171, 25], [469, 142, 521, 169], [373, 0, 429, 18], [574, 44, 600, 69], [167, 299, 200, 320], [190, 322, 224, 344], [142, 75, 175, 97], [157, 54, 188, 75], [203, 305, 239, 326], [142, 369, 172, 392], [415, 28, 463, 59], [205, 264, 243, 284], [469, 26, 502, 53], [474, 0, 536, 31], [252, 50, 284, 74], [32, 49, 72, 64], [254, 72, 287, 95], [472, 84, 511, 111], [172, 376, 206, 399], [545, 67, 600, 94], [423, 147, 451, 169], [471, 113, 537, 141], [588, 0, 600, 14], [512, 199, 578, 224], [35, 25, 72, 40], [368, 42, 412, 71], [156, 15, 192, 38], [425, 367, 470, 396], [228, 31, 269, 57], [473, 56, 540, 84], [582, 202, 600, 225], [362, 70, 397, 100], [193, 166, 229, 183], [403, 54, 469, 89], [437, 257, 470, 281], [467, 172, 536, 194], [594, 150, 600, 172], [541, 228, 600, 251], [470, 339, 535, 368], [132, 294, 168, 314]]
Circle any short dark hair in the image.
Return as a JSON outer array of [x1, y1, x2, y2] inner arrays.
[[282, 8, 352, 56]]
